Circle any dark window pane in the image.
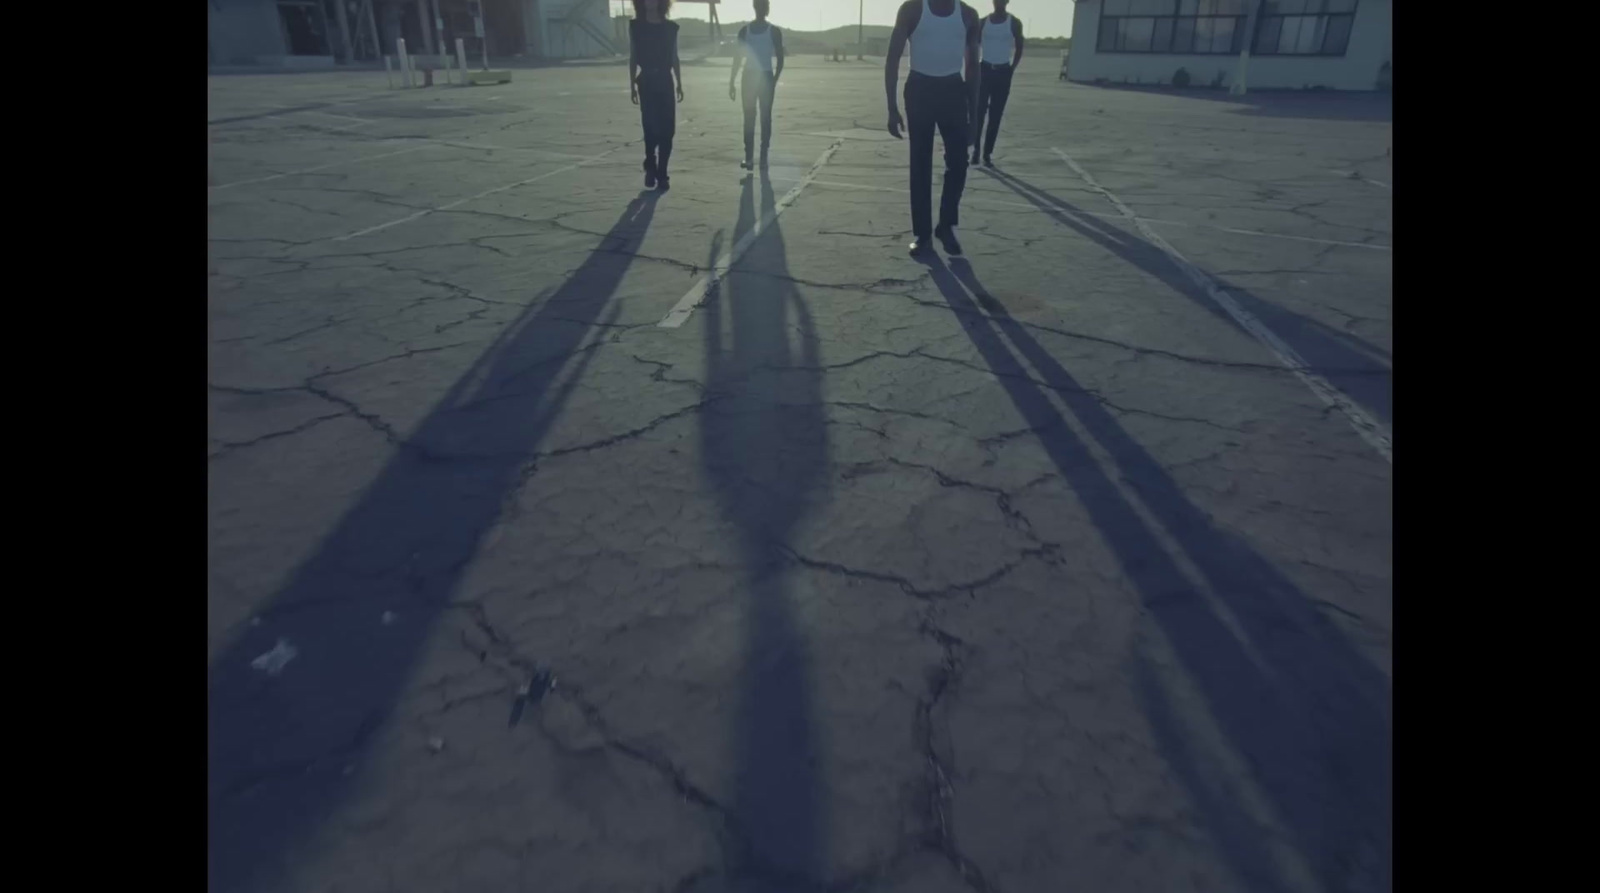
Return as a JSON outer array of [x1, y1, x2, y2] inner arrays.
[[1275, 15, 1299, 53], [1130, 0, 1174, 14], [1213, 0, 1245, 14], [1153, 17, 1176, 52], [1294, 15, 1324, 53], [1277, 0, 1310, 13], [1324, 0, 1358, 11], [1173, 17, 1196, 52], [1255, 16, 1282, 53], [1211, 17, 1236, 53], [1323, 14, 1353, 54], [1100, 15, 1119, 51], [1196, 0, 1215, 15], [1104, 0, 1133, 16], [1123, 17, 1156, 51], [1194, 16, 1214, 51], [1179, 0, 1200, 14]]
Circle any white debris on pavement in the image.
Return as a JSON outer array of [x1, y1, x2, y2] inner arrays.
[[249, 638, 298, 675]]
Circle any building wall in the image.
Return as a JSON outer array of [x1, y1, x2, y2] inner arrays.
[[209, 0, 288, 66], [538, 0, 616, 58], [1067, 0, 1391, 91]]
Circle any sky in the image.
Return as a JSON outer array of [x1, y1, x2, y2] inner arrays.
[[618, 1, 1077, 39]]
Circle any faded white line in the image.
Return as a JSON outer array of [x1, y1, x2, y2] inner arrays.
[[771, 175, 1391, 251], [657, 141, 843, 328], [420, 138, 597, 160], [211, 142, 434, 190], [1053, 147, 1391, 462], [299, 109, 374, 125], [332, 145, 625, 242]]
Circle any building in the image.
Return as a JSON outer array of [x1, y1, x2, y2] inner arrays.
[[1065, 0, 1391, 92], [208, 0, 615, 68]]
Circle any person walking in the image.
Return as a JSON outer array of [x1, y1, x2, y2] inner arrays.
[[885, 0, 982, 257], [728, 0, 786, 171], [630, 0, 683, 190], [972, 0, 1024, 168]]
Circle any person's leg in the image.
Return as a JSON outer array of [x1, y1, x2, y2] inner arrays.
[[640, 85, 659, 184], [972, 63, 992, 164], [741, 71, 758, 164], [935, 79, 970, 233], [657, 89, 676, 181], [984, 67, 1013, 160], [759, 71, 775, 162], [905, 77, 937, 243]]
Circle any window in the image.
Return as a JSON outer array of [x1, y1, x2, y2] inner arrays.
[[1097, 0, 1246, 55], [1253, 0, 1359, 56]]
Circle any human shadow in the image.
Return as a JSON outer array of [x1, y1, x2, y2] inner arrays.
[[208, 191, 661, 892], [918, 253, 1391, 893], [700, 173, 828, 888], [981, 167, 1391, 428]]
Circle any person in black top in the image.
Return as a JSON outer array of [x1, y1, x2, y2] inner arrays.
[[630, 0, 684, 190]]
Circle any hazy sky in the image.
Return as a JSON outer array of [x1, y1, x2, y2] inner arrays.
[[621, 1, 1077, 39]]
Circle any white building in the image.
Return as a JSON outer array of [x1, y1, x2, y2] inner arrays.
[[1066, 0, 1391, 92]]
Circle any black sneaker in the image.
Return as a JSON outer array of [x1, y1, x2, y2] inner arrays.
[[933, 224, 963, 256], [740, 156, 752, 170], [983, 156, 994, 168], [657, 174, 671, 191], [970, 151, 980, 166], [908, 236, 933, 257], [643, 157, 657, 189]]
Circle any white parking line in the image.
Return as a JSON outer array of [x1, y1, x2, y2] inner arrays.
[[210, 143, 435, 190], [657, 141, 843, 329], [1053, 147, 1391, 463], [332, 145, 625, 242]]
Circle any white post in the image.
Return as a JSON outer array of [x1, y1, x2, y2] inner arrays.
[[456, 37, 469, 84], [397, 38, 412, 88], [384, 54, 394, 88]]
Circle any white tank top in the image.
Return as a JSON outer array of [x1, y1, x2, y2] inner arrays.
[[909, 0, 966, 77], [742, 23, 775, 74], [981, 14, 1014, 65]]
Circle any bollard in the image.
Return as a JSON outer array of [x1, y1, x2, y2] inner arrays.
[[397, 38, 412, 88], [384, 54, 394, 89], [456, 38, 469, 85]]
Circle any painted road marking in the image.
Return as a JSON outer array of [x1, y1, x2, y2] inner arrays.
[[211, 142, 435, 190], [332, 145, 625, 242], [657, 140, 843, 329], [1053, 147, 1392, 463]]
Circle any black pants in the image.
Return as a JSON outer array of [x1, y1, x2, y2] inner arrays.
[[638, 73, 676, 175], [905, 72, 970, 239], [974, 62, 1014, 158], [742, 69, 776, 159]]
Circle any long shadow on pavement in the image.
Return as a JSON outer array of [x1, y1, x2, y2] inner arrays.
[[208, 191, 661, 892], [983, 167, 1392, 428], [700, 172, 828, 888], [921, 253, 1391, 893]]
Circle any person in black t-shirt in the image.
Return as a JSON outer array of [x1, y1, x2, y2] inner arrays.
[[629, 0, 684, 190]]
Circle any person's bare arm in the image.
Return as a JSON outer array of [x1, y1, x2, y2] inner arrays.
[[964, 5, 981, 118], [673, 30, 684, 101], [730, 29, 744, 99], [629, 23, 640, 104], [1012, 15, 1025, 68], [774, 27, 785, 82], [884, 1, 919, 138]]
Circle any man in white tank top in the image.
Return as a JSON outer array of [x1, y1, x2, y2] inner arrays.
[[885, 0, 983, 257], [728, 0, 786, 171], [973, 0, 1024, 167]]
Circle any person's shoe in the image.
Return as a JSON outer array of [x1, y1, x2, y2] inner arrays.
[[643, 157, 657, 189], [908, 236, 934, 257], [657, 174, 671, 191], [740, 156, 752, 170], [934, 224, 963, 256], [970, 150, 981, 166], [983, 156, 994, 168]]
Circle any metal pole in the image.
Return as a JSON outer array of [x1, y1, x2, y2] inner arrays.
[[333, 0, 355, 64], [397, 38, 412, 87], [456, 37, 469, 84], [431, 0, 446, 69], [416, 0, 435, 56]]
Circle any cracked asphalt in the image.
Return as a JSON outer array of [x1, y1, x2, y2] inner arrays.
[[209, 57, 1392, 893]]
